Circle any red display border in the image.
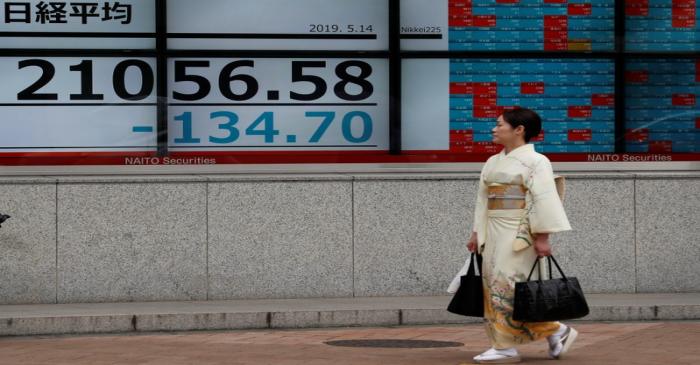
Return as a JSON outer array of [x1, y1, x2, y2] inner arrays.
[[0, 150, 698, 165]]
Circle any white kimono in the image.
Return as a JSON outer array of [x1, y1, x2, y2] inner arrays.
[[469, 143, 573, 349], [471, 143, 572, 254]]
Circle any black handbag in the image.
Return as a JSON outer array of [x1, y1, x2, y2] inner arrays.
[[447, 252, 484, 317], [512, 255, 589, 322]]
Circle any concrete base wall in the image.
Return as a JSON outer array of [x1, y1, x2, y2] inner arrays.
[[0, 172, 698, 304]]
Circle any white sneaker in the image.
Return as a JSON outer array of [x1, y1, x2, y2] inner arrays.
[[472, 347, 521, 363], [547, 324, 578, 359], [547, 323, 567, 350]]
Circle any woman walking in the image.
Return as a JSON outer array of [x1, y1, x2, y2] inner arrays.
[[464, 108, 577, 364]]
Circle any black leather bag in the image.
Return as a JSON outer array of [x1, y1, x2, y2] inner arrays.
[[512, 255, 589, 322], [447, 252, 484, 317]]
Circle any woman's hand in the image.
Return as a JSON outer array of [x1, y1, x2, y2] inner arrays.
[[533, 233, 552, 257], [467, 231, 478, 253]]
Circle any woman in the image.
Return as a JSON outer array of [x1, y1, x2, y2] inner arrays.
[[464, 108, 577, 364]]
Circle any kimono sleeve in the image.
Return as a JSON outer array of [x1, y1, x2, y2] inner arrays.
[[527, 157, 572, 234]]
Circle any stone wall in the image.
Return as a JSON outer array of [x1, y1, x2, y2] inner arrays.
[[0, 172, 697, 304]]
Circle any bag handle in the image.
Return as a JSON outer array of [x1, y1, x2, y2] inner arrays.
[[467, 252, 483, 277], [526, 257, 542, 282], [548, 255, 568, 280], [526, 254, 567, 281]]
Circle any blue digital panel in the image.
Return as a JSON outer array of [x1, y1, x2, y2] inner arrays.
[[448, 0, 615, 51], [625, 59, 700, 153], [449, 59, 616, 153], [625, 0, 700, 51]]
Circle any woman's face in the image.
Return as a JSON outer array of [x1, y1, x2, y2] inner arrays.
[[492, 115, 524, 145]]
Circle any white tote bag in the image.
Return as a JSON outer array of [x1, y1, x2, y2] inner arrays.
[[446, 254, 480, 293]]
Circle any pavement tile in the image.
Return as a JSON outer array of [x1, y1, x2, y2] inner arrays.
[[0, 322, 698, 364]]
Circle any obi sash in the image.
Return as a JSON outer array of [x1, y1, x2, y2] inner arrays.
[[487, 183, 527, 210]]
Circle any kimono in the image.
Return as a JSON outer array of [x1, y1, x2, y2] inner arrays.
[[471, 143, 572, 349]]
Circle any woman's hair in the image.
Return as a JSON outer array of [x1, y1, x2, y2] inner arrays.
[[501, 108, 542, 143]]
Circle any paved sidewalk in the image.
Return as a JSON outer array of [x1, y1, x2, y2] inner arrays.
[[1, 321, 699, 365], [2, 293, 699, 336]]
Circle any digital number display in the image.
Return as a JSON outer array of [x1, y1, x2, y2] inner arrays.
[[2, 0, 698, 166], [0, 57, 156, 152], [0, 56, 389, 154], [168, 58, 389, 151]]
